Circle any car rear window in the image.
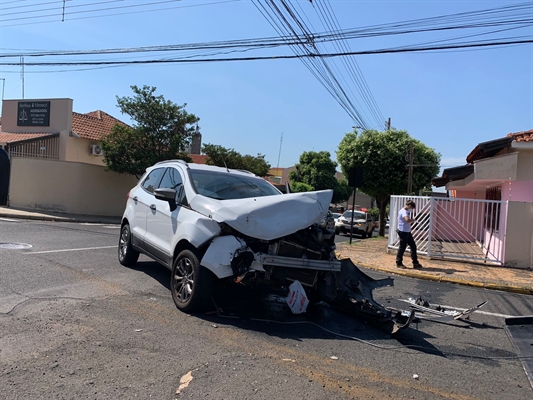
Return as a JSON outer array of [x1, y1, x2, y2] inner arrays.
[[189, 170, 281, 200]]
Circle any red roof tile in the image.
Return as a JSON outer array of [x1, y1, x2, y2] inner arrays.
[[0, 132, 57, 144], [71, 110, 129, 140], [507, 129, 533, 142], [189, 154, 209, 164]]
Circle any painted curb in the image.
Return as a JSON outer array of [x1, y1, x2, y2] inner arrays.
[[342, 258, 532, 296]]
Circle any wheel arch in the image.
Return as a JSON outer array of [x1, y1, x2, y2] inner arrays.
[[173, 239, 208, 261]]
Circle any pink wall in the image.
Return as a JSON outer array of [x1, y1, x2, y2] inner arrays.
[[502, 180, 533, 202], [453, 190, 486, 199]]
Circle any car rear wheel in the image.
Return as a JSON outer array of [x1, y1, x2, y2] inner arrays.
[[118, 224, 139, 267], [171, 248, 213, 313]]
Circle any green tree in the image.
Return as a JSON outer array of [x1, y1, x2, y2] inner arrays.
[[201, 144, 271, 176], [331, 179, 353, 204], [337, 128, 440, 236], [290, 181, 314, 193], [101, 85, 197, 178], [289, 151, 338, 190], [289, 150, 351, 203]]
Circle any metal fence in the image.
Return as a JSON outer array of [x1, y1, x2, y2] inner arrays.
[[9, 136, 60, 160], [388, 195, 507, 265]]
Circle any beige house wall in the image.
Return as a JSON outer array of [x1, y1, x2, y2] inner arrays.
[[10, 158, 137, 217], [504, 201, 533, 269], [517, 150, 533, 181], [1, 98, 73, 133], [474, 152, 518, 180], [64, 133, 105, 166]]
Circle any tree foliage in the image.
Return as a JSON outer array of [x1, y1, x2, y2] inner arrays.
[[289, 151, 338, 190], [201, 144, 271, 177], [337, 128, 440, 235], [101, 85, 197, 178], [331, 179, 353, 204], [288, 151, 351, 202], [290, 181, 314, 193]]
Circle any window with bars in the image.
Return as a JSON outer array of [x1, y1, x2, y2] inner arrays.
[[485, 186, 501, 231]]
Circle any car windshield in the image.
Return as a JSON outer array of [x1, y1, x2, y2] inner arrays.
[[343, 211, 365, 219], [190, 169, 281, 200]]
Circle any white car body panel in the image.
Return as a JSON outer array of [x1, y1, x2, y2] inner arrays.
[[189, 189, 333, 241], [200, 235, 246, 278]]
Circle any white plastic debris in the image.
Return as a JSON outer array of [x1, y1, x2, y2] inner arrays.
[[286, 280, 309, 314], [330, 356, 339, 360], [413, 374, 419, 380]]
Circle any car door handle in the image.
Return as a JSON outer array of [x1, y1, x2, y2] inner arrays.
[[150, 204, 156, 211], [132, 196, 138, 202]]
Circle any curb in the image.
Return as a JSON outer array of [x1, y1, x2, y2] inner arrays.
[[356, 261, 533, 296], [0, 212, 120, 225]]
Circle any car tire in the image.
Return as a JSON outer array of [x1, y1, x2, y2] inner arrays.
[[171, 248, 213, 313], [118, 224, 139, 267], [361, 230, 367, 239]]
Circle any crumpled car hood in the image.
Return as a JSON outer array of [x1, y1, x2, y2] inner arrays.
[[189, 189, 333, 241]]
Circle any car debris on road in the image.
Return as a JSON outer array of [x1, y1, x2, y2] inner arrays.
[[397, 297, 488, 322]]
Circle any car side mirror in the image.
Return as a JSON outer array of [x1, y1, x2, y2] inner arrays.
[[154, 188, 177, 211]]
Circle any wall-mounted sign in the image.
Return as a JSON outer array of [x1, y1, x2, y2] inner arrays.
[[17, 101, 50, 126]]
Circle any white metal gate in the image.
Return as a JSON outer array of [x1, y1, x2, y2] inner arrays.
[[388, 196, 507, 265]]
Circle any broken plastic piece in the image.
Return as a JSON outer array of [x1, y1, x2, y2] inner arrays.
[[286, 280, 309, 314]]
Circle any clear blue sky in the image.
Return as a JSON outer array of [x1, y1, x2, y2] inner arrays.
[[1, 0, 532, 179]]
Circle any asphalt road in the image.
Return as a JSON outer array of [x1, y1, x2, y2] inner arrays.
[[1, 218, 532, 399]]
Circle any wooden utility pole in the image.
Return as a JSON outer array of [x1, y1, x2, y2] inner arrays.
[[386, 117, 391, 130]]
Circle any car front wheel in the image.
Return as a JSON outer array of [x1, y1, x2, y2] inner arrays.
[[171, 248, 213, 313], [118, 224, 139, 267]]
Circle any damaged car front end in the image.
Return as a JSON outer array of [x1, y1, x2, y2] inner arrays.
[[119, 161, 412, 334]]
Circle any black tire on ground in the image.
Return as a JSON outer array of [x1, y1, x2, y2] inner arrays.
[[171, 248, 213, 313], [361, 230, 367, 239], [118, 224, 139, 267]]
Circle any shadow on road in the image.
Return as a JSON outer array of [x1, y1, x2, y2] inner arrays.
[[130, 259, 448, 355]]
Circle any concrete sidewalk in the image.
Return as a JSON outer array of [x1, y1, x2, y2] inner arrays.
[[1, 206, 532, 295], [0, 206, 120, 224], [336, 238, 533, 296]]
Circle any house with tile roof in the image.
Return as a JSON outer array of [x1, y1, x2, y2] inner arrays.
[[431, 130, 533, 269], [0, 99, 128, 166], [0, 98, 138, 215], [0, 97, 209, 216]]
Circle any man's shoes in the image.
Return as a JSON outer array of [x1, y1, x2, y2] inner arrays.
[[413, 263, 423, 269], [396, 263, 407, 269]]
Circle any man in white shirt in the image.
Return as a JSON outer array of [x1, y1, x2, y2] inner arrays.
[[396, 200, 423, 269]]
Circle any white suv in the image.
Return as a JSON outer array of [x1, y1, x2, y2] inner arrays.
[[118, 160, 339, 313], [335, 210, 374, 238]]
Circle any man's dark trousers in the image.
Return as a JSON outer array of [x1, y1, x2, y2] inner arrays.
[[396, 230, 419, 265]]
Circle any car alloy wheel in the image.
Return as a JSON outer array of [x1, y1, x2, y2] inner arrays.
[[171, 248, 212, 313], [118, 224, 139, 267]]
